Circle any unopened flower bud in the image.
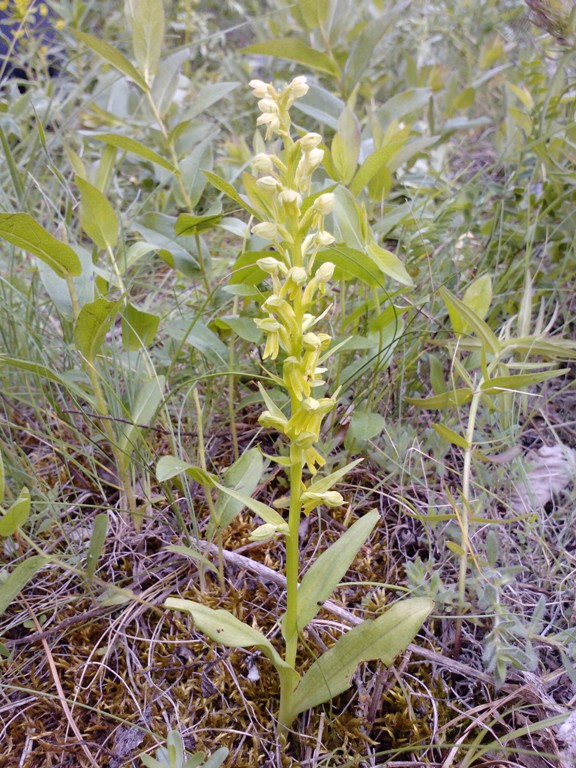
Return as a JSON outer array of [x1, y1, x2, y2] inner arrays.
[[299, 132, 322, 152], [317, 230, 335, 246], [259, 410, 288, 431], [257, 98, 279, 114], [278, 188, 301, 209], [314, 193, 334, 216], [256, 256, 287, 276], [302, 332, 322, 350], [256, 175, 280, 191], [252, 153, 275, 174], [316, 261, 335, 281], [288, 75, 309, 99], [250, 522, 289, 542], [306, 148, 324, 170], [249, 79, 270, 98], [256, 113, 281, 135], [252, 222, 279, 240], [301, 490, 344, 508], [286, 266, 307, 286]]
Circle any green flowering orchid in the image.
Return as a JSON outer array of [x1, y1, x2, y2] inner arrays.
[[160, 75, 433, 734]]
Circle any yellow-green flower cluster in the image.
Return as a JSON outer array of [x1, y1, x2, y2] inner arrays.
[[248, 76, 340, 481]]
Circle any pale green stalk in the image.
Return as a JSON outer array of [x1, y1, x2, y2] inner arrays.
[[193, 387, 221, 590], [454, 384, 482, 657]]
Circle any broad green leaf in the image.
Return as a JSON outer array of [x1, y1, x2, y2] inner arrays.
[[331, 107, 360, 185], [151, 49, 189, 118], [165, 729, 184, 766], [122, 303, 160, 351], [298, 0, 331, 28], [165, 320, 228, 366], [293, 84, 344, 130], [217, 316, 262, 343], [0, 213, 81, 279], [174, 213, 223, 236], [228, 251, 269, 285], [287, 598, 433, 720], [182, 82, 239, 122], [86, 513, 108, 579], [37, 245, 94, 318], [343, 4, 410, 93], [140, 754, 166, 768], [0, 555, 46, 616], [429, 353, 446, 395], [291, 510, 379, 634], [132, 213, 200, 273], [481, 369, 568, 394], [366, 240, 413, 286], [157, 455, 211, 483], [345, 410, 386, 447], [203, 171, 259, 217], [332, 186, 365, 251], [440, 286, 500, 355], [0, 487, 30, 537], [378, 87, 432, 126], [164, 599, 299, 694], [462, 274, 492, 323], [386, 136, 439, 173], [76, 176, 119, 249], [201, 748, 229, 768], [72, 30, 148, 91], [406, 388, 474, 409], [117, 376, 165, 457], [92, 134, 175, 172], [75, 298, 122, 363], [126, 0, 165, 84], [211, 449, 264, 531], [349, 135, 410, 197], [241, 39, 340, 77], [316, 246, 380, 287], [432, 423, 470, 450]]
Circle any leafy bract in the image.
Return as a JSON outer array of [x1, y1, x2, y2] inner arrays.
[[75, 298, 123, 364], [126, 0, 165, 84], [72, 30, 148, 91], [92, 134, 176, 172], [0, 213, 81, 279], [241, 38, 340, 77], [289, 509, 379, 634], [76, 177, 119, 250]]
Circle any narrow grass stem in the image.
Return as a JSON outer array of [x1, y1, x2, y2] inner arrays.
[[454, 386, 482, 656], [193, 387, 222, 589], [228, 298, 239, 462]]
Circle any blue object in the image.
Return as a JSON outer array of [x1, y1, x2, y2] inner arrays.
[[0, 0, 62, 81]]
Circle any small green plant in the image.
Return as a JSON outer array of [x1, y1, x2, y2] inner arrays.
[[140, 730, 228, 768], [409, 271, 576, 657], [158, 75, 432, 732]]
